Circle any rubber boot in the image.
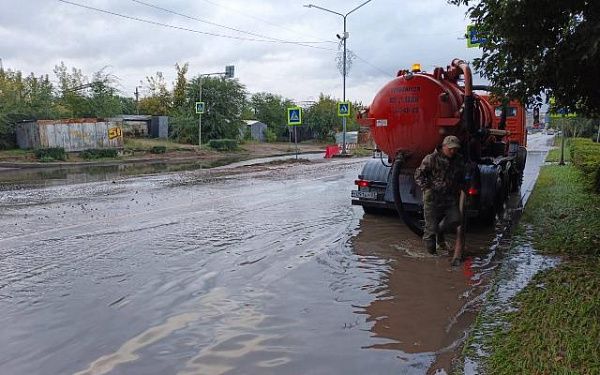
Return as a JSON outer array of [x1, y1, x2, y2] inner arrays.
[[424, 239, 437, 255], [436, 233, 449, 254]]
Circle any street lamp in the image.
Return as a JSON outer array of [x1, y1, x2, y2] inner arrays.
[[197, 65, 235, 147], [304, 0, 372, 155]]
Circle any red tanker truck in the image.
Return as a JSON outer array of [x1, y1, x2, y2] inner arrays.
[[351, 58, 527, 235]]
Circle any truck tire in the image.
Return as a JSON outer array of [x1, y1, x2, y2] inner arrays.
[[392, 157, 425, 236], [362, 206, 383, 215]]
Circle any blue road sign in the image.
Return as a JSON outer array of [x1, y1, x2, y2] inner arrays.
[[195, 102, 205, 114], [287, 107, 302, 126], [338, 102, 350, 117], [467, 25, 486, 48]]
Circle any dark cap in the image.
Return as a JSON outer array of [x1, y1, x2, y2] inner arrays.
[[442, 135, 461, 149]]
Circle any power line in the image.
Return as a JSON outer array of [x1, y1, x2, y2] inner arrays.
[[131, 0, 335, 45], [353, 53, 394, 77], [57, 0, 336, 51], [197, 0, 332, 43]]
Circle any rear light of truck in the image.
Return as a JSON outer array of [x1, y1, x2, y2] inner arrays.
[[355, 179, 371, 188]]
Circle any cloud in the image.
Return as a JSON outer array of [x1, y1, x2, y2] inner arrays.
[[0, 0, 482, 104]]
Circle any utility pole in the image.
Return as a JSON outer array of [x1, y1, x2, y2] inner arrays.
[[304, 1, 372, 155], [134, 86, 140, 115]]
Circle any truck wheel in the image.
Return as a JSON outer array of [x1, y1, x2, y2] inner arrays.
[[479, 206, 496, 225], [362, 206, 381, 215], [510, 170, 523, 192]]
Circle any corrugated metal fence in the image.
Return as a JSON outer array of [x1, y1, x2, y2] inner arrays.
[[16, 119, 124, 152]]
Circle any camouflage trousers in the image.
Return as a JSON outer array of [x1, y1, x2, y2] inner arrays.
[[422, 190, 461, 242]]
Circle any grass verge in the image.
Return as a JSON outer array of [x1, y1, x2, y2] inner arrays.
[[487, 258, 600, 374], [522, 165, 600, 255], [483, 164, 600, 374], [545, 136, 570, 162]]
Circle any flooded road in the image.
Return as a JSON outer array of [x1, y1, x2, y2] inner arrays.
[[0, 135, 554, 375]]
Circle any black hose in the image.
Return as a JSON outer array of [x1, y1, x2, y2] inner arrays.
[[379, 151, 391, 167], [464, 95, 475, 133], [391, 156, 424, 237]]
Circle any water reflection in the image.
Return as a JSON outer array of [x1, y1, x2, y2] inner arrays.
[[0, 162, 207, 190], [351, 199, 522, 373]]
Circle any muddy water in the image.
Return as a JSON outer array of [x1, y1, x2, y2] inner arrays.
[[0, 153, 324, 190], [0, 137, 552, 375]]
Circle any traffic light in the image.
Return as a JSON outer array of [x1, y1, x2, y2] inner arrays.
[[533, 107, 540, 123], [225, 65, 235, 78]]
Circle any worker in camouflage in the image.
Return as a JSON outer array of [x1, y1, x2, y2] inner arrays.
[[414, 136, 466, 263]]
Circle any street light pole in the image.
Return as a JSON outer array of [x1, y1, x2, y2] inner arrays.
[[197, 66, 235, 148], [305, 1, 372, 155]]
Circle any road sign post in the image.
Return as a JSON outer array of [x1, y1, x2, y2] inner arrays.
[[287, 107, 302, 159], [195, 101, 205, 147]]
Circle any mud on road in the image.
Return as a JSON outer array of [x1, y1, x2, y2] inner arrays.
[[0, 135, 554, 375]]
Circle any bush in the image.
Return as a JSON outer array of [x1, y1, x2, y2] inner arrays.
[[150, 146, 167, 154], [569, 138, 600, 192], [264, 128, 277, 143], [34, 147, 66, 161], [169, 112, 197, 144], [80, 148, 118, 160], [208, 139, 238, 151]]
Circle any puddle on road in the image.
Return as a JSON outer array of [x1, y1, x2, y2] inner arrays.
[[0, 153, 324, 191], [349, 192, 527, 374], [0, 162, 206, 190]]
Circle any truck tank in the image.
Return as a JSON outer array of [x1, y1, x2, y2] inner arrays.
[[359, 59, 497, 167]]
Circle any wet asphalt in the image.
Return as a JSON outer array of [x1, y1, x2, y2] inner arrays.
[[0, 134, 554, 375]]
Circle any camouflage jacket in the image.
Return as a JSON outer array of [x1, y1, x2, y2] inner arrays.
[[414, 148, 466, 196]]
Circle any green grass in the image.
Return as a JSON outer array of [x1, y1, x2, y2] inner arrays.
[[482, 163, 600, 374], [0, 148, 32, 160], [487, 259, 600, 375], [350, 146, 373, 157], [522, 165, 600, 255], [123, 138, 195, 151], [546, 137, 570, 162]]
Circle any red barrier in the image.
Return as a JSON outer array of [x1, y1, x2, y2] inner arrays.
[[324, 145, 340, 158]]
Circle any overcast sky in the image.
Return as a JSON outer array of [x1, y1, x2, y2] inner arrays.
[[0, 0, 482, 105]]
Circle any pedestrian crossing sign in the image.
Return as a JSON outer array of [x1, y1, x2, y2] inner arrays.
[[338, 102, 350, 117], [287, 107, 302, 126], [195, 101, 205, 114], [467, 24, 486, 48]]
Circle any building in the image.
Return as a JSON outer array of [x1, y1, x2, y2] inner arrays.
[[241, 120, 268, 142]]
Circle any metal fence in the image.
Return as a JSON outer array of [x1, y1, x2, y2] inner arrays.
[[16, 119, 124, 151]]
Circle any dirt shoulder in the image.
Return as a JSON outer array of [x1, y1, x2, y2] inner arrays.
[[0, 140, 327, 169]]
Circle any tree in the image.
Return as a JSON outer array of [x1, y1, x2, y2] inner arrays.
[[88, 69, 122, 118], [249, 92, 294, 139], [449, 0, 600, 117], [305, 94, 339, 141], [303, 94, 362, 141], [139, 72, 172, 115], [172, 63, 189, 111], [187, 76, 247, 141], [53, 62, 90, 117]]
